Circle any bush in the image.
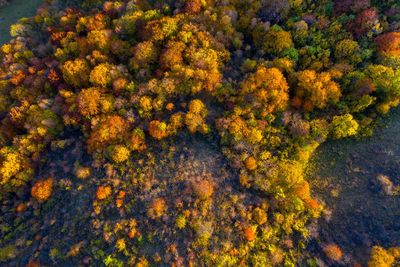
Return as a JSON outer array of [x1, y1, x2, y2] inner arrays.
[[31, 177, 53, 202], [330, 114, 359, 139]]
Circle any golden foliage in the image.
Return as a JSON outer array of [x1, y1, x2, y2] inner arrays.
[[241, 67, 289, 116], [111, 145, 130, 163], [295, 70, 341, 110], [61, 59, 90, 88]]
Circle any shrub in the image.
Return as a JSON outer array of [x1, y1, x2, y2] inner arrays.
[[96, 186, 111, 200], [31, 177, 53, 201], [323, 244, 342, 261], [111, 145, 130, 163], [330, 114, 359, 139]]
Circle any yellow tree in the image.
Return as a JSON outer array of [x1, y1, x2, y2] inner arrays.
[[295, 70, 341, 111], [240, 66, 289, 117]]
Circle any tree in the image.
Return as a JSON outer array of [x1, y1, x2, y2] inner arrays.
[[240, 67, 289, 117], [77, 87, 102, 117], [89, 63, 114, 87], [263, 27, 294, 54], [330, 114, 359, 139], [61, 58, 90, 88], [295, 70, 341, 110]]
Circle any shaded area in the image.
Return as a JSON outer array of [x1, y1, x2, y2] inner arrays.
[[0, 0, 43, 45], [307, 108, 400, 265]]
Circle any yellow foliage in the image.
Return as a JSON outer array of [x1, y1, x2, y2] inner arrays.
[[111, 145, 130, 163], [368, 246, 398, 267], [89, 63, 114, 87], [241, 67, 289, 116], [296, 70, 341, 109], [263, 29, 294, 54], [0, 150, 23, 185], [61, 58, 90, 88]]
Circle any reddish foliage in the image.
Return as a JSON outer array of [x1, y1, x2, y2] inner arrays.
[[184, 0, 202, 14], [376, 32, 400, 57], [351, 9, 379, 39], [323, 244, 343, 261]]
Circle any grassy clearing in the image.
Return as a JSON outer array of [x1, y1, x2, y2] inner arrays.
[[0, 0, 43, 45], [306, 107, 400, 264]]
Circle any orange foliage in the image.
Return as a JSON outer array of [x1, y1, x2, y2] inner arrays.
[[376, 32, 400, 57], [159, 41, 185, 70], [31, 177, 53, 201], [323, 244, 343, 261], [184, 0, 202, 14], [96, 186, 112, 200], [25, 262, 40, 267], [10, 70, 26, 86], [129, 129, 146, 151], [112, 78, 128, 94], [192, 180, 214, 199], [243, 227, 256, 242], [293, 181, 310, 200], [304, 198, 320, 210], [244, 157, 257, 171], [148, 198, 166, 219], [87, 115, 129, 152], [148, 120, 168, 140], [77, 87, 102, 117]]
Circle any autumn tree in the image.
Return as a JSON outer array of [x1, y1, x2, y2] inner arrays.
[[294, 70, 341, 111], [61, 58, 90, 88], [330, 114, 359, 139], [263, 26, 294, 54], [240, 66, 289, 117]]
